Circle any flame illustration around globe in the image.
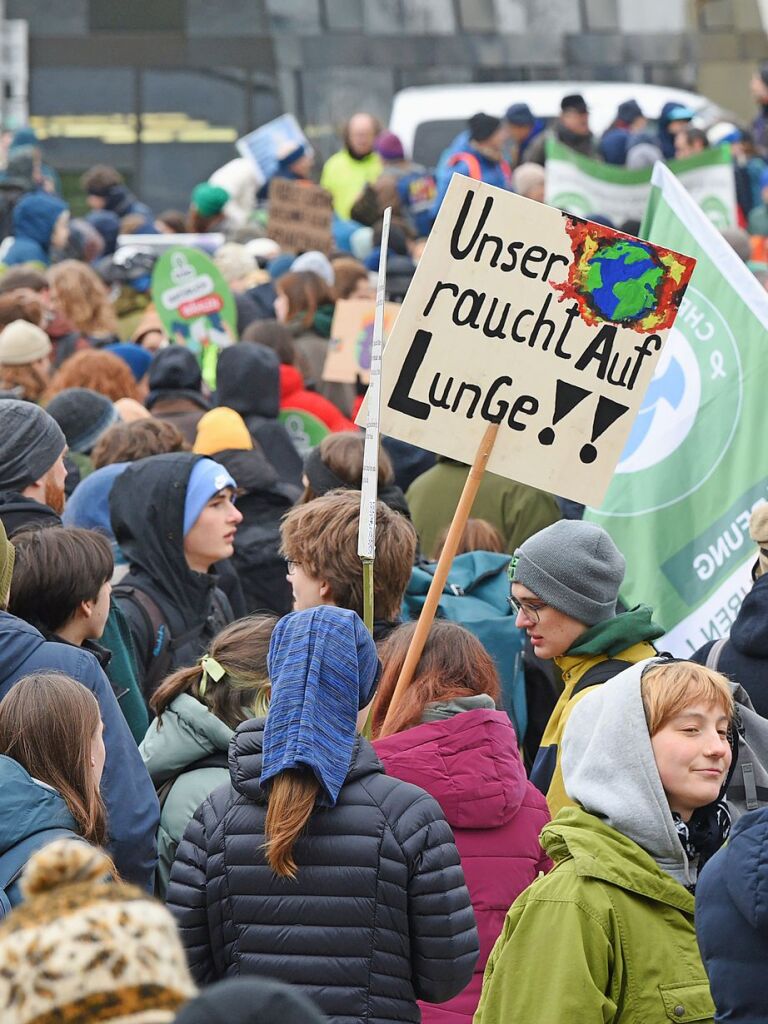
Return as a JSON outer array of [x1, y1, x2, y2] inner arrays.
[[552, 216, 696, 333]]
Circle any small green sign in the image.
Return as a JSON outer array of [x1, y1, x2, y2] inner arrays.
[[151, 246, 237, 389]]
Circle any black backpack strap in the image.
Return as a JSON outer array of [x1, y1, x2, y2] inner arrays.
[[156, 751, 229, 812], [113, 585, 173, 696], [570, 658, 633, 699]]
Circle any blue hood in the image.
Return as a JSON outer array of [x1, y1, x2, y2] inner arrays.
[[12, 192, 67, 250], [0, 613, 53, 681], [718, 807, 768, 932], [0, 755, 77, 855]]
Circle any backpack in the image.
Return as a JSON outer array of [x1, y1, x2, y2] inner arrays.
[[707, 638, 768, 819], [113, 584, 231, 698], [403, 551, 527, 741], [0, 828, 76, 918]]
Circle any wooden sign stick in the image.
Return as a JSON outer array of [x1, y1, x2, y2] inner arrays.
[[378, 420, 500, 737]]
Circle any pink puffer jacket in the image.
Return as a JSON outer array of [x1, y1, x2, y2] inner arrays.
[[374, 709, 551, 1024]]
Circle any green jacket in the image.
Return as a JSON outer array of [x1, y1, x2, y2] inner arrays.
[[139, 693, 233, 897], [406, 459, 560, 560], [474, 807, 715, 1024], [102, 601, 148, 745], [532, 606, 663, 814]]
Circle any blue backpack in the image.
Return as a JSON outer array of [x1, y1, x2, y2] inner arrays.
[[402, 551, 527, 741]]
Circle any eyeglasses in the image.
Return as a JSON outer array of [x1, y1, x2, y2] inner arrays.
[[508, 594, 548, 624], [286, 560, 301, 575]]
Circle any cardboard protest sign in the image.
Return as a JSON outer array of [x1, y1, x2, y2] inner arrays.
[[151, 246, 237, 388], [587, 163, 768, 651], [360, 175, 696, 507], [236, 113, 311, 187], [546, 140, 737, 230], [267, 179, 333, 255], [323, 298, 400, 384]]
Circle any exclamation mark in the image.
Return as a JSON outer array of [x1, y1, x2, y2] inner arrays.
[[538, 379, 591, 447], [580, 396, 629, 464]]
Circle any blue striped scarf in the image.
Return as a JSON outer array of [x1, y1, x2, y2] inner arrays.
[[261, 607, 380, 805]]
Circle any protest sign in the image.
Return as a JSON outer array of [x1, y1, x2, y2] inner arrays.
[[362, 174, 696, 507], [151, 246, 237, 388], [267, 178, 333, 255], [236, 113, 311, 187], [545, 140, 737, 229], [323, 298, 400, 384], [117, 232, 225, 255], [586, 163, 768, 653]]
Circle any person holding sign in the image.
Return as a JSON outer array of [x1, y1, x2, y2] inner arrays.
[[510, 520, 663, 815], [474, 659, 731, 1024]]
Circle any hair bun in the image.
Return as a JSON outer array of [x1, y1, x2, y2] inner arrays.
[[21, 839, 114, 898]]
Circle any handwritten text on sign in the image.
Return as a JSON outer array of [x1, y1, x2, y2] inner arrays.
[[367, 176, 696, 506]]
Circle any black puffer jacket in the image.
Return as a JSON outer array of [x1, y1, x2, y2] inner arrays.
[[167, 719, 479, 1024]]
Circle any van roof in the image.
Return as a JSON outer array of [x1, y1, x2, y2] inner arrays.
[[389, 81, 720, 162]]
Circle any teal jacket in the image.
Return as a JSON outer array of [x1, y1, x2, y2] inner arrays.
[[139, 693, 233, 897], [101, 601, 148, 745]]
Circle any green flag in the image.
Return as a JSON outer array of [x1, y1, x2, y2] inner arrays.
[[545, 140, 737, 229], [586, 162, 768, 654]]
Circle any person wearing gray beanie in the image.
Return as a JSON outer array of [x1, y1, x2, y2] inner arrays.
[[45, 387, 119, 455], [510, 518, 663, 815], [0, 400, 68, 533]]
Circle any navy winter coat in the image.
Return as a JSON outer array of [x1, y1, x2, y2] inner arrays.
[[167, 719, 479, 1024], [691, 573, 768, 718], [696, 806, 768, 1023], [0, 611, 158, 888]]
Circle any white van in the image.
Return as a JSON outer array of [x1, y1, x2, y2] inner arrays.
[[389, 81, 728, 166]]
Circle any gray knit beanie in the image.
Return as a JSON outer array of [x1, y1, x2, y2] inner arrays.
[[0, 400, 66, 492], [511, 520, 626, 625], [46, 388, 119, 455]]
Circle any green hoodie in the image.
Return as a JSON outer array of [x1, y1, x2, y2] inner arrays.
[[139, 693, 233, 897]]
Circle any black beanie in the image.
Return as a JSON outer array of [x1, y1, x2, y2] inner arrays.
[[469, 112, 502, 143], [148, 345, 202, 393], [174, 978, 326, 1024]]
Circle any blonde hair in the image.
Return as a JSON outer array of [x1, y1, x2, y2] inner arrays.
[[47, 260, 118, 336], [641, 661, 734, 735]]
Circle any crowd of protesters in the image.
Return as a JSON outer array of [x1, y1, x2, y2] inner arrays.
[[0, 63, 768, 1024]]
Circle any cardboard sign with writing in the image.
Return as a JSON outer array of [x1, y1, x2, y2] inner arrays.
[[267, 179, 333, 255], [323, 298, 400, 384], [359, 176, 696, 506]]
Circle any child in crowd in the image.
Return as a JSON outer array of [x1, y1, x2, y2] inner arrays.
[[373, 620, 550, 1024], [474, 659, 732, 1024], [167, 606, 479, 1022], [141, 615, 276, 896]]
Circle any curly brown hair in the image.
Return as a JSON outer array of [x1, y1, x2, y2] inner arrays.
[[45, 349, 139, 403], [91, 418, 188, 469]]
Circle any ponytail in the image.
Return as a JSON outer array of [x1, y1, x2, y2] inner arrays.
[[264, 768, 322, 878]]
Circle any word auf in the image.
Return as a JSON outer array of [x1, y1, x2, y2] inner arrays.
[[389, 330, 629, 463]]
